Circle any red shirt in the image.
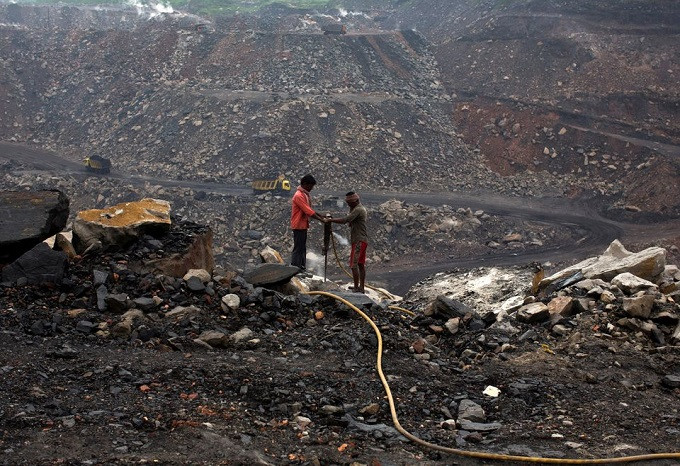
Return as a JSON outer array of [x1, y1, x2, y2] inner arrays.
[[291, 186, 316, 230]]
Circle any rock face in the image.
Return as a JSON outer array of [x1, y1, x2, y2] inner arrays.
[[0, 3, 497, 204], [0, 190, 69, 263], [1, 242, 67, 285], [140, 225, 215, 278], [540, 240, 666, 290], [73, 199, 171, 251], [391, 0, 680, 217]]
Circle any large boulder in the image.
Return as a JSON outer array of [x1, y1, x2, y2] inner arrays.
[[539, 240, 666, 291], [73, 198, 171, 251], [1, 242, 67, 285], [0, 190, 69, 263]]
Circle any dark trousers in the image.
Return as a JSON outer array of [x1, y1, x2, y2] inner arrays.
[[291, 229, 307, 268]]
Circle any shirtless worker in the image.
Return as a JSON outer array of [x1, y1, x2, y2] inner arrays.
[[290, 174, 325, 274], [328, 191, 368, 293]]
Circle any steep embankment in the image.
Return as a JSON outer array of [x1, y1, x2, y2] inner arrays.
[[0, 4, 500, 194], [390, 0, 680, 218]]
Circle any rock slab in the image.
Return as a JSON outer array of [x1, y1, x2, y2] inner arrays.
[[0, 190, 69, 263], [1, 242, 67, 285], [243, 263, 300, 287], [540, 240, 666, 289]]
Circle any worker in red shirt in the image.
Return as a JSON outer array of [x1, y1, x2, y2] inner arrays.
[[291, 174, 325, 271]]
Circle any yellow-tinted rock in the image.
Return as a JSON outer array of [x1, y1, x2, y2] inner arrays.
[[73, 199, 171, 251], [260, 245, 284, 264], [77, 199, 170, 227]]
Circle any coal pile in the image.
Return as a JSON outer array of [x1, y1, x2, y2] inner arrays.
[[1, 194, 679, 464]]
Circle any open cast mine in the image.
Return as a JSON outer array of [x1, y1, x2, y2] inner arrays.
[[0, 1, 679, 465]]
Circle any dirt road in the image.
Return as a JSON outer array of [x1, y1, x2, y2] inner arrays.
[[2, 140, 678, 294]]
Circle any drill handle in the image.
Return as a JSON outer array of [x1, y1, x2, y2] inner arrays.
[[323, 213, 333, 254]]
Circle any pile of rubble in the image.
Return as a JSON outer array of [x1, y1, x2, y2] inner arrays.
[[0, 191, 382, 353], [523, 240, 680, 345], [402, 239, 680, 381]]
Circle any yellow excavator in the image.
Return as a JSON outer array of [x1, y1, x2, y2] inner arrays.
[[251, 174, 291, 194], [84, 155, 111, 174]]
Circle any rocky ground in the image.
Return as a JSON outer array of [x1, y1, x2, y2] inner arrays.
[[1, 197, 679, 465], [1, 1, 679, 464], [0, 163, 586, 291]]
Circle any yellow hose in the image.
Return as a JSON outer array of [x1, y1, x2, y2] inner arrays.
[[305, 290, 680, 463], [387, 305, 416, 317]]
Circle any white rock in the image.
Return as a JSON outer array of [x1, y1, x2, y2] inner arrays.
[[483, 386, 500, 397], [183, 268, 211, 283], [611, 273, 658, 295], [444, 317, 460, 334], [231, 327, 254, 343], [540, 240, 666, 288], [501, 296, 524, 314], [221, 294, 240, 311], [259, 246, 283, 264]]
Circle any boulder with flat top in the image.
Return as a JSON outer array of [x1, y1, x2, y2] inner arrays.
[[73, 198, 171, 252]]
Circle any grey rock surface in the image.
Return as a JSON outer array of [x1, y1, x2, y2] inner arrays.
[[1, 242, 67, 285], [0, 190, 69, 263]]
